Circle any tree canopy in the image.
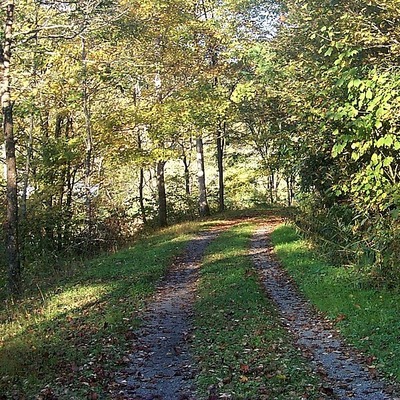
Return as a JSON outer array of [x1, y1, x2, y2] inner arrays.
[[1, 0, 399, 294]]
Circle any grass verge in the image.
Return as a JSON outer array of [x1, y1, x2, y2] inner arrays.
[[194, 223, 323, 399], [271, 223, 400, 382], [0, 220, 209, 399]]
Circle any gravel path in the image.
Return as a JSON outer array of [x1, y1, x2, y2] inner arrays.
[[250, 221, 397, 400], [114, 225, 230, 400], [113, 217, 398, 400]]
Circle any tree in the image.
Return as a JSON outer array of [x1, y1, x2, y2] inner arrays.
[[0, 0, 284, 295], [267, 0, 400, 278], [1, 0, 21, 296], [196, 136, 211, 216]]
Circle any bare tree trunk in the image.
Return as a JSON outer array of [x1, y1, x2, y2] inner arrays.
[[139, 167, 147, 224], [21, 15, 38, 225], [157, 161, 167, 227], [183, 154, 190, 196], [55, 114, 63, 137], [20, 113, 33, 222], [82, 37, 93, 241], [289, 175, 295, 206], [216, 122, 225, 212], [196, 137, 210, 217], [56, 116, 73, 248], [19, 112, 33, 265], [65, 170, 77, 246], [1, 1, 21, 296], [39, 108, 54, 243], [137, 132, 147, 224], [274, 175, 280, 203], [53, 113, 63, 247], [269, 174, 274, 204], [286, 177, 291, 206], [40, 110, 49, 138], [42, 108, 53, 244], [55, 116, 67, 250]]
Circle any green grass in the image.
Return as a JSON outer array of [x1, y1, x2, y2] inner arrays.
[[271, 223, 400, 381], [194, 223, 323, 399], [0, 220, 209, 399]]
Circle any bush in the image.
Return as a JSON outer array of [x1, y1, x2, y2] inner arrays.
[[294, 193, 400, 287], [295, 194, 358, 266]]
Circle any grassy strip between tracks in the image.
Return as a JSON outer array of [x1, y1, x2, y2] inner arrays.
[[194, 222, 325, 400], [271, 223, 400, 385]]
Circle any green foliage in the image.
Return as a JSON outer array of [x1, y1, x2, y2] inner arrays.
[[262, 0, 400, 284], [295, 194, 400, 287], [294, 194, 357, 266], [7, 0, 399, 297], [327, 67, 400, 213], [7, 0, 277, 279]]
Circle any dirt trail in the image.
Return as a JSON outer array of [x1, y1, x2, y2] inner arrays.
[[114, 224, 232, 400], [250, 221, 396, 400], [113, 216, 397, 400]]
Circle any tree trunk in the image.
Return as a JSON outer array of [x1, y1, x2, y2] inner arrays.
[[20, 113, 33, 222], [54, 114, 64, 249], [269, 174, 274, 204], [55, 114, 63, 138], [183, 154, 190, 196], [63, 116, 73, 234], [82, 37, 93, 241], [40, 110, 49, 138], [286, 177, 291, 206], [1, 1, 21, 296], [41, 108, 53, 244], [274, 175, 280, 203], [216, 122, 225, 212], [21, 21, 38, 225], [4, 104, 20, 296], [137, 132, 147, 224], [196, 137, 210, 217], [210, 37, 223, 213], [157, 161, 167, 227], [288, 175, 295, 206], [139, 167, 147, 224]]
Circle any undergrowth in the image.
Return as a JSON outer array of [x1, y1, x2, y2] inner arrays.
[[294, 196, 400, 287]]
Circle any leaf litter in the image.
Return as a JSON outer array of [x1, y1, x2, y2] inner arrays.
[[113, 223, 236, 400], [112, 216, 399, 400]]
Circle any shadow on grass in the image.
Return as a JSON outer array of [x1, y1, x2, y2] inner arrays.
[[0, 228, 196, 398], [0, 210, 293, 398]]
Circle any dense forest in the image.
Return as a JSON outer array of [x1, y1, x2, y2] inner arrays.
[[0, 0, 399, 297]]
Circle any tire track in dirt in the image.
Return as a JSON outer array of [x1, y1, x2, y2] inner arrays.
[[114, 222, 235, 400], [251, 221, 397, 400]]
